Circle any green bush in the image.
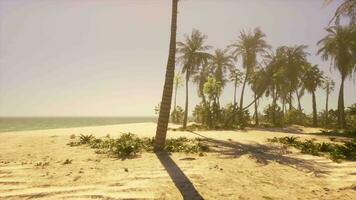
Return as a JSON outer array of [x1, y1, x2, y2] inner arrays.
[[263, 104, 284, 126], [79, 134, 94, 144], [114, 133, 142, 157], [284, 109, 309, 126], [68, 133, 210, 158], [268, 136, 356, 161], [171, 106, 184, 124]]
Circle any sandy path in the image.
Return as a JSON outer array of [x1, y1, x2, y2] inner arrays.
[[0, 123, 355, 200]]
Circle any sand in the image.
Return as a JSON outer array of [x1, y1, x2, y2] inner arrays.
[[0, 122, 355, 200]]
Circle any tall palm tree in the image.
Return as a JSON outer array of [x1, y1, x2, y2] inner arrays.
[[173, 72, 183, 109], [229, 28, 270, 110], [322, 76, 335, 126], [279, 45, 309, 111], [177, 29, 211, 129], [317, 25, 356, 128], [301, 64, 324, 126], [154, 0, 179, 151], [209, 48, 234, 106]]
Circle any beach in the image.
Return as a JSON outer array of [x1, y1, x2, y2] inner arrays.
[[0, 122, 355, 200]]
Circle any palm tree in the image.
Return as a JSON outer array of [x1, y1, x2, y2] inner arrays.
[[322, 76, 335, 125], [192, 63, 211, 104], [177, 29, 211, 129], [154, 0, 178, 151], [228, 67, 243, 106], [173, 72, 183, 109], [317, 25, 356, 128], [279, 45, 309, 111], [325, 0, 356, 25], [249, 67, 269, 125], [229, 28, 270, 110], [209, 48, 234, 105], [301, 64, 324, 126]]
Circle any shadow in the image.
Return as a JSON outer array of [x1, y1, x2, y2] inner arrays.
[[155, 151, 204, 200], [189, 131, 331, 176]]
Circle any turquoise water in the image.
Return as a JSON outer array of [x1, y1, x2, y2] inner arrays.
[[0, 117, 157, 133]]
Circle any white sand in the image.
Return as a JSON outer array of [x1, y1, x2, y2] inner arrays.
[[0, 123, 355, 200]]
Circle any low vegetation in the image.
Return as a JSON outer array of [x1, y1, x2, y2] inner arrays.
[[68, 133, 210, 158], [268, 136, 356, 162]]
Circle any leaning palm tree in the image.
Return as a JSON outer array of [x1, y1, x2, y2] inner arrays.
[[317, 25, 356, 128], [154, 0, 179, 151], [322, 76, 335, 126], [301, 64, 324, 126], [177, 29, 211, 129], [229, 28, 270, 110], [325, 0, 356, 25]]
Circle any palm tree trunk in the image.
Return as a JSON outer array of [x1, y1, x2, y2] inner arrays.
[[289, 90, 293, 111], [272, 87, 276, 125], [289, 82, 293, 111], [233, 79, 237, 106], [173, 83, 178, 109], [325, 87, 329, 126], [183, 71, 189, 129], [338, 77, 346, 128], [312, 91, 317, 126], [239, 75, 248, 110], [154, 0, 178, 151], [254, 93, 259, 126], [295, 89, 302, 112]]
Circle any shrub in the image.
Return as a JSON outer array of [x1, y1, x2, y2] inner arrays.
[[263, 104, 284, 127], [79, 134, 94, 144], [268, 136, 356, 161], [68, 133, 210, 158], [284, 109, 309, 126], [114, 133, 142, 157], [171, 106, 184, 124]]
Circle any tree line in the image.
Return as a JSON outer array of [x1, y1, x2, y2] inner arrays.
[[154, 0, 356, 150]]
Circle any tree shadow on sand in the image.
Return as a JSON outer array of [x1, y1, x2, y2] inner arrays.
[[155, 151, 204, 200], [189, 131, 332, 176]]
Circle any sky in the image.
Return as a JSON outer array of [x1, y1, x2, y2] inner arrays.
[[0, 0, 355, 117]]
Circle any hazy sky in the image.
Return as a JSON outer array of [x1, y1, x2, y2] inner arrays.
[[0, 0, 355, 117]]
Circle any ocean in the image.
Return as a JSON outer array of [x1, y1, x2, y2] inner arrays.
[[0, 117, 157, 133]]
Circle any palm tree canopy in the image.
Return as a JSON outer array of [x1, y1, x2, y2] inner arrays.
[[177, 29, 212, 77], [322, 76, 335, 92], [209, 48, 235, 87], [229, 27, 271, 75], [317, 25, 356, 79], [325, 0, 356, 25], [302, 64, 324, 93]]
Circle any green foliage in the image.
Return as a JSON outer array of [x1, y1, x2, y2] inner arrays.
[[263, 104, 284, 126], [284, 109, 309, 126], [68, 133, 210, 158], [318, 109, 339, 128], [268, 136, 356, 162], [114, 133, 142, 157], [192, 102, 250, 129], [79, 134, 94, 144], [170, 106, 184, 124]]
